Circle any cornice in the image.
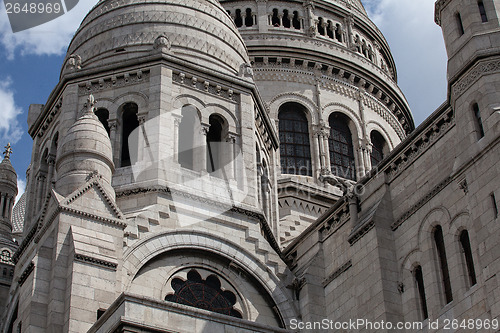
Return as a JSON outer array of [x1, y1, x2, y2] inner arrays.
[[452, 57, 500, 99], [435, 0, 452, 26], [74, 253, 118, 270], [322, 260, 352, 287]]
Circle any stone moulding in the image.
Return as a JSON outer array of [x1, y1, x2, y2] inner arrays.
[[452, 58, 500, 98], [18, 261, 34, 286], [36, 97, 62, 138], [391, 176, 453, 231], [172, 71, 238, 102], [322, 260, 352, 287], [348, 219, 374, 245], [384, 108, 454, 182], [319, 202, 349, 241], [74, 253, 118, 270], [77, 70, 150, 96]]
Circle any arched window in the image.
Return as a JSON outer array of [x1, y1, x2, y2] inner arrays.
[[272, 9, 280, 26], [235, 9, 243, 28], [245, 8, 253, 27], [278, 103, 312, 176], [414, 265, 428, 320], [292, 11, 300, 29], [459, 230, 477, 287], [95, 108, 110, 136], [329, 113, 356, 180], [165, 269, 242, 318], [282, 9, 290, 28], [434, 225, 453, 304], [179, 105, 198, 170], [370, 131, 386, 168], [456, 12, 465, 35], [478, 1, 488, 22], [317, 17, 325, 35], [206, 114, 225, 174], [472, 103, 485, 138], [120, 103, 139, 167], [326, 21, 334, 39], [335, 24, 342, 42]]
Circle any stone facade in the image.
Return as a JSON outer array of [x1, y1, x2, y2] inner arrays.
[[0, 0, 499, 332]]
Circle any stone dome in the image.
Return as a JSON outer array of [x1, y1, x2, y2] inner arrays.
[[56, 97, 114, 196], [62, 0, 250, 76], [0, 157, 17, 194]]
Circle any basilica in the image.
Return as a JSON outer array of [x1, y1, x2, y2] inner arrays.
[[0, 0, 499, 331]]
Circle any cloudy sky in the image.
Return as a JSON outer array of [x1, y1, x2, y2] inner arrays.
[[0, 0, 448, 201]]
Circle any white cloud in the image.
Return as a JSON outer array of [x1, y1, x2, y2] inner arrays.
[[0, 77, 23, 143], [0, 0, 96, 59], [364, 0, 448, 124], [15, 178, 25, 204]]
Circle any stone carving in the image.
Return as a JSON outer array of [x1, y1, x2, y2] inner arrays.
[[66, 54, 82, 71], [153, 35, 172, 53]]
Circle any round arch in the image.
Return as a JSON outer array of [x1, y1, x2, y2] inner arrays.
[[269, 93, 318, 124], [122, 230, 297, 325]]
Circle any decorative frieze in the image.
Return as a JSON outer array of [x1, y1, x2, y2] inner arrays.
[[318, 200, 349, 241], [172, 72, 238, 102], [74, 253, 118, 270], [391, 176, 453, 231], [452, 58, 500, 98], [78, 70, 150, 96], [18, 261, 34, 286], [37, 97, 62, 138], [385, 108, 454, 182]]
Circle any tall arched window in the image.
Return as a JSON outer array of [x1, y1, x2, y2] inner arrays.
[[459, 230, 477, 288], [329, 113, 356, 180], [271, 9, 280, 26], [478, 1, 488, 22], [95, 108, 110, 136], [414, 265, 428, 320], [292, 11, 300, 29], [207, 114, 225, 174], [434, 225, 453, 304], [281, 10, 290, 28], [179, 105, 198, 170], [472, 103, 485, 138], [370, 130, 386, 168], [456, 12, 465, 35], [335, 24, 342, 42], [278, 103, 312, 176], [234, 9, 243, 27], [245, 8, 253, 27], [120, 103, 139, 167]]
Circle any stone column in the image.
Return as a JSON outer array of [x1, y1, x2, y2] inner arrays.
[[173, 114, 182, 163], [46, 154, 56, 195], [347, 190, 358, 229], [36, 174, 45, 211], [108, 119, 119, 167], [225, 134, 236, 180], [8, 197, 14, 220], [0, 193, 5, 218], [199, 124, 210, 173], [356, 140, 366, 178]]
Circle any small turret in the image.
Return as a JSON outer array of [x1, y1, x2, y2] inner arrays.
[[0, 143, 18, 246], [55, 95, 115, 197]]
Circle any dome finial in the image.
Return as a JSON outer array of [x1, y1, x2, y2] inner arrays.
[[85, 94, 96, 115], [3, 143, 12, 159]]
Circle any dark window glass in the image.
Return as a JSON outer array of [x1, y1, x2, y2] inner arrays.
[[282, 10, 290, 28], [335, 24, 342, 42], [95, 108, 110, 136], [278, 103, 311, 176], [207, 115, 224, 173], [370, 131, 386, 168], [245, 8, 253, 27], [434, 225, 453, 303], [120, 103, 139, 167], [460, 230, 477, 287], [414, 265, 429, 320], [456, 12, 465, 35], [329, 113, 356, 180], [235, 9, 243, 27], [317, 17, 325, 35], [473, 103, 485, 138], [327, 21, 334, 39], [292, 11, 300, 29], [272, 9, 280, 26], [478, 1, 488, 22], [165, 269, 242, 318]]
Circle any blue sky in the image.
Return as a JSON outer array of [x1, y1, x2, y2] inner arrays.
[[0, 0, 448, 201]]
